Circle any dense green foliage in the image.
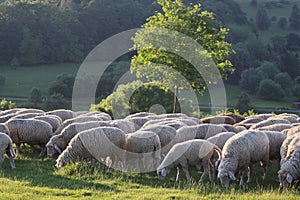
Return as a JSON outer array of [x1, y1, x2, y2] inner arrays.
[[0, 98, 16, 110], [29, 87, 43, 104]]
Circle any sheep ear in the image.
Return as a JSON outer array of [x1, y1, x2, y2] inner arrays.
[[286, 173, 293, 184], [228, 171, 236, 181], [161, 168, 167, 177]]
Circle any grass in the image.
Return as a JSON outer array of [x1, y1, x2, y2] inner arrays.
[[0, 63, 80, 98], [0, 146, 299, 199]]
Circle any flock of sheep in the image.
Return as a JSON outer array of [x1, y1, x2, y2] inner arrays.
[[0, 108, 300, 189]]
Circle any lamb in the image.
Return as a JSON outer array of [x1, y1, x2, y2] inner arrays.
[[56, 127, 126, 170], [278, 146, 300, 188], [0, 123, 9, 135], [255, 124, 293, 132], [174, 124, 227, 144], [125, 130, 161, 172], [5, 118, 53, 156], [46, 109, 75, 122], [34, 115, 62, 132], [249, 118, 291, 130], [217, 130, 269, 188], [46, 121, 112, 158], [140, 124, 177, 156], [0, 132, 16, 169], [200, 116, 236, 125], [157, 139, 222, 183]]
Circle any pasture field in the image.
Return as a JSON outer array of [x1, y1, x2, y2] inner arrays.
[[0, 146, 299, 200]]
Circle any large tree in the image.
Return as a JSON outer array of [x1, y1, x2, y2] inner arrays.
[[289, 5, 300, 30], [130, 0, 234, 112], [256, 6, 271, 30]]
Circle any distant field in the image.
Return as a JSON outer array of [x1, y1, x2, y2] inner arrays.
[[0, 63, 80, 98], [0, 147, 299, 200]]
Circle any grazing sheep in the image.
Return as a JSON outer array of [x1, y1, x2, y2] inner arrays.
[[249, 118, 291, 130], [0, 113, 16, 123], [200, 116, 236, 125], [56, 127, 126, 170], [16, 109, 45, 115], [110, 119, 136, 134], [46, 121, 112, 158], [125, 130, 161, 172], [0, 108, 23, 116], [235, 126, 247, 132], [5, 119, 53, 156], [285, 135, 300, 161], [157, 139, 222, 183], [270, 115, 298, 124], [286, 125, 300, 137], [80, 111, 112, 121], [159, 113, 189, 119], [256, 113, 276, 120], [0, 123, 9, 135], [217, 130, 269, 188], [0, 132, 16, 169], [222, 112, 245, 123], [141, 124, 177, 156], [125, 112, 157, 119], [127, 117, 151, 130], [238, 116, 264, 125], [34, 115, 62, 132], [46, 109, 75, 122], [278, 146, 300, 188], [12, 113, 44, 119], [263, 131, 287, 161], [174, 124, 227, 144], [280, 134, 300, 164], [219, 124, 239, 133], [256, 124, 293, 132]]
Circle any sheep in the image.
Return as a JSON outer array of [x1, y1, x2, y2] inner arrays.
[[16, 108, 45, 115], [5, 118, 53, 156], [125, 130, 161, 172], [34, 115, 62, 132], [0, 123, 9, 135], [249, 118, 291, 130], [157, 139, 222, 183], [0, 132, 16, 169], [263, 131, 287, 162], [159, 113, 189, 119], [174, 124, 227, 144], [125, 112, 157, 119], [255, 124, 293, 132], [46, 121, 112, 158], [200, 116, 236, 125], [0, 108, 23, 116], [12, 113, 44, 119], [235, 126, 247, 132], [270, 115, 298, 124], [207, 132, 236, 163], [286, 125, 300, 137], [140, 124, 177, 156], [0, 113, 16, 123], [221, 112, 245, 123], [127, 117, 151, 130], [237, 116, 264, 125], [280, 134, 300, 164], [256, 113, 276, 120], [285, 135, 300, 161], [110, 119, 136, 134], [218, 124, 239, 133], [278, 146, 300, 188], [80, 111, 112, 121], [46, 109, 75, 122], [217, 130, 269, 188], [56, 127, 126, 170]]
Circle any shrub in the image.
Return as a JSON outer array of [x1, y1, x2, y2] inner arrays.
[[29, 87, 43, 103], [49, 73, 75, 98], [256, 61, 280, 79], [257, 79, 285, 100], [44, 93, 70, 111], [0, 99, 16, 110], [239, 68, 265, 93], [234, 92, 253, 114], [274, 72, 293, 94]]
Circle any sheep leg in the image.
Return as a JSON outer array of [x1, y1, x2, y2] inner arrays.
[[0, 154, 4, 165], [208, 160, 214, 182], [176, 166, 180, 182], [15, 144, 20, 156], [179, 160, 191, 183], [6, 150, 15, 169], [199, 160, 209, 183], [38, 146, 46, 158], [239, 171, 244, 186], [260, 153, 269, 180], [247, 164, 254, 183]]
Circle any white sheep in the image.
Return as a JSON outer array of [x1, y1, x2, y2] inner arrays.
[[256, 124, 293, 132], [140, 124, 177, 156], [110, 119, 136, 134], [46, 121, 112, 158], [0, 123, 9, 135], [0, 132, 16, 169], [46, 109, 75, 122], [263, 131, 287, 162], [278, 146, 300, 188], [16, 108, 45, 115], [157, 139, 222, 183], [12, 113, 44, 119], [5, 118, 53, 156], [125, 130, 161, 172], [280, 134, 300, 164], [286, 125, 300, 137], [34, 115, 62, 132], [217, 130, 269, 188], [249, 118, 291, 130], [56, 127, 126, 170], [174, 124, 227, 144], [0, 113, 16, 123]]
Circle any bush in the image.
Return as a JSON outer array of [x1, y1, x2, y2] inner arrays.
[[0, 99, 16, 110], [91, 80, 197, 119], [256, 61, 280, 79], [234, 92, 253, 114], [49, 73, 75, 98], [274, 72, 293, 94], [29, 87, 43, 103], [44, 93, 70, 111], [239, 68, 265, 93], [257, 79, 285, 100]]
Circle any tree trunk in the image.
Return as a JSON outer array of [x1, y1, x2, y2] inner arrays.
[[173, 86, 179, 113]]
